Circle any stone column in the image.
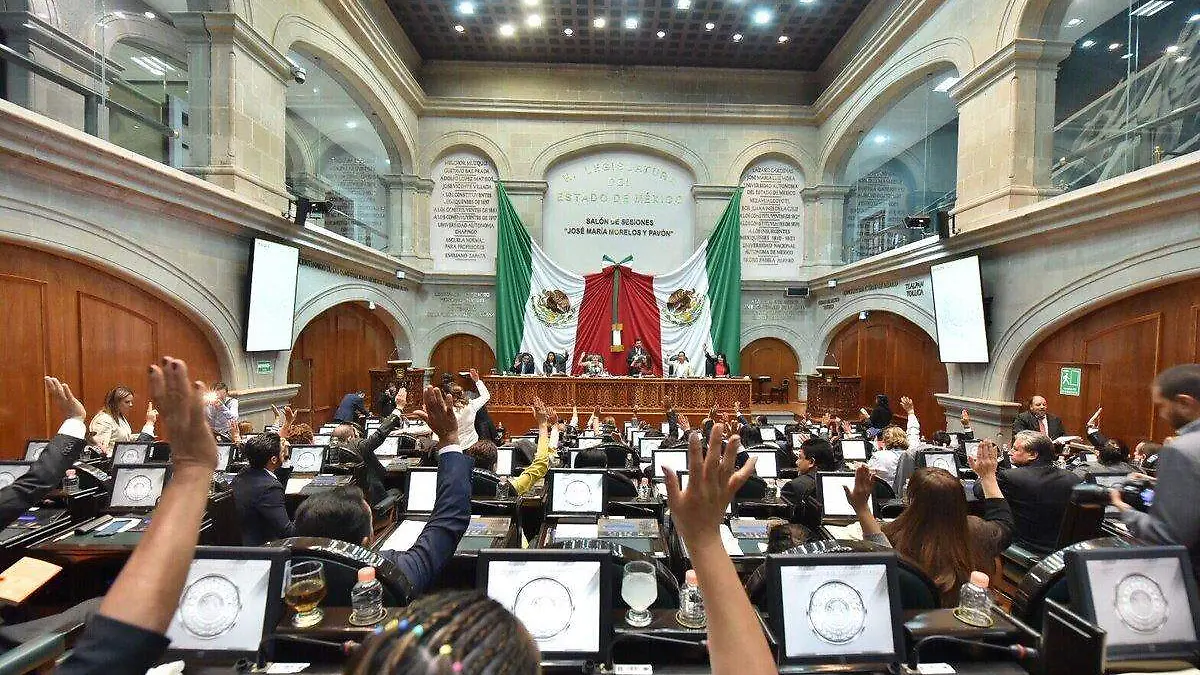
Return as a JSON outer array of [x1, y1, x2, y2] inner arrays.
[[935, 394, 1023, 448], [175, 12, 291, 212], [949, 39, 1073, 229], [382, 173, 433, 261], [692, 184, 738, 243], [801, 184, 851, 276], [501, 180, 548, 243]]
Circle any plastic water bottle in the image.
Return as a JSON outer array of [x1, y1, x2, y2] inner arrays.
[[348, 566, 386, 626], [497, 476, 512, 499], [637, 478, 652, 502], [62, 469, 79, 492], [954, 571, 993, 627], [676, 569, 706, 628]]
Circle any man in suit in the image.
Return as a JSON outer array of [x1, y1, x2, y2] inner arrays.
[[667, 352, 694, 378], [1112, 364, 1200, 580], [974, 430, 1080, 555], [1012, 395, 1067, 440], [781, 437, 840, 507], [329, 388, 408, 505], [511, 353, 536, 375], [333, 391, 368, 425], [232, 433, 295, 546], [627, 338, 651, 376]]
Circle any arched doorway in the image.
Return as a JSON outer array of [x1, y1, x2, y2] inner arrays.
[[827, 312, 948, 432], [1015, 276, 1200, 446], [429, 334, 496, 387], [0, 242, 221, 455], [740, 337, 799, 404], [288, 302, 394, 428]]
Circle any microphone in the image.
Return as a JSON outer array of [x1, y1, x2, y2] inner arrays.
[[907, 635, 1038, 670]]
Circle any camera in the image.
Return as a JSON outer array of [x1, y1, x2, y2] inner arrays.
[[290, 65, 307, 84], [1072, 476, 1155, 513]]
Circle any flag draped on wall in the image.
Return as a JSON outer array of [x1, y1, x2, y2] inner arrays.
[[495, 184, 742, 375]]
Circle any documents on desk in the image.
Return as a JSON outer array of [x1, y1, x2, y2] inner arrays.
[[719, 525, 741, 556], [825, 521, 866, 541], [553, 522, 599, 541], [380, 519, 426, 552], [285, 477, 313, 495]]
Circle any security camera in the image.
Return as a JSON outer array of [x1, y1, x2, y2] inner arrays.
[[291, 66, 307, 84], [395, 270, 407, 280]]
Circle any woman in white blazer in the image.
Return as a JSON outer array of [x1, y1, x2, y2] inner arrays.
[[89, 385, 158, 456]]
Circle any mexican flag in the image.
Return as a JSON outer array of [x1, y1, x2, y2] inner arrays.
[[495, 184, 742, 376]]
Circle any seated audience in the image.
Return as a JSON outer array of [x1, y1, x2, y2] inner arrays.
[[780, 437, 840, 505], [974, 430, 1080, 555], [333, 390, 368, 424], [866, 394, 893, 436], [88, 385, 157, 456], [328, 388, 408, 504], [1074, 439, 1137, 479], [465, 398, 557, 495], [510, 352, 536, 374], [294, 485, 374, 545], [573, 446, 638, 498], [232, 433, 294, 546], [866, 425, 909, 487], [377, 382, 398, 417], [1, 377, 88, 528], [542, 350, 566, 375], [847, 440, 1014, 605]]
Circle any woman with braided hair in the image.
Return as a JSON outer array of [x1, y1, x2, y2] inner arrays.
[[347, 590, 539, 674]]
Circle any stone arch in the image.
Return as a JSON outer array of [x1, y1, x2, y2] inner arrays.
[[95, 12, 186, 61], [740, 323, 813, 358], [420, 132, 513, 180], [986, 242, 1200, 401], [726, 141, 817, 186], [421, 320, 496, 363], [0, 203, 242, 387], [998, 0, 1062, 48], [273, 15, 416, 171], [814, 293, 939, 359], [292, 282, 414, 360], [284, 119, 316, 177], [24, 0, 61, 30], [530, 130, 708, 183], [819, 38, 972, 183]]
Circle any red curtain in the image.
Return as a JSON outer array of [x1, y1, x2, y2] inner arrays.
[[571, 265, 663, 376]]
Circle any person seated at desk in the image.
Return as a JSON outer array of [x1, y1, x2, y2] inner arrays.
[[973, 430, 1080, 556], [574, 448, 638, 498], [864, 425, 909, 487], [1074, 407, 1138, 478], [333, 391, 368, 425], [578, 351, 607, 376], [466, 397, 557, 496], [203, 381, 238, 442], [328, 388, 409, 504], [542, 350, 567, 375], [845, 440, 1014, 606], [88, 385, 157, 457], [707, 352, 730, 377], [667, 351, 693, 378], [780, 437, 840, 506], [626, 338, 651, 376], [510, 352, 536, 375], [231, 433, 295, 546], [377, 382, 399, 418]]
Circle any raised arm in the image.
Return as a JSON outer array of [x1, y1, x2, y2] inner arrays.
[[846, 464, 883, 539], [900, 396, 920, 449], [512, 398, 555, 495], [0, 378, 88, 528], [968, 440, 1014, 550], [468, 369, 490, 410]]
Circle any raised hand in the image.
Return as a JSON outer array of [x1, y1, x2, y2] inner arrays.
[[44, 376, 86, 421], [412, 385, 459, 447], [900, 396, 914, 414], [468, 368, 480, 382], [662, 425, 755, 544], [395, 387, 408, 410], [1087, 407, 1102, 428], [531, 397, 550, 425], [146, 401, 159, 425], [843, 464, 874, 513], [960, 409, 971, 427], [968, 439, 999, 480], [147, 357, 217, 472], [284, 406, 297, 424]]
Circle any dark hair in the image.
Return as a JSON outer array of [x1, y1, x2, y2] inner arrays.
[[1156, 364, 1200, 401], [103, 386, 134, 421], [800, 438, 838, 472], [574, 448, 608, 468], [1098, 439, 1129, 465], [213, 381, 228, 391], [875, 394, 889, 407], [295, 486, 371, 545], [285, 423, 315, 446], [244, 433, 284, 470], [466, 440, 498, 472], [931, 431, 952, 447], [347, 590, 539, 675], [1015, 430, 1055, 460], [739, 424, 763, 447]]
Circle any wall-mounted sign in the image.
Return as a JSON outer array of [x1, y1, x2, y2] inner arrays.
[[740, 158, 805, 280], [1059, 367, 1082, 397], [256, 360, 273, 375], [431, 151, 498, 274]]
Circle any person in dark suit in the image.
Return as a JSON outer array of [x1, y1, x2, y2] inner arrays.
[[1012, 395, 1067, 440], [377, 383, 398, 418], [232, 433, 294, 546], [973, 430, 1080, 555], [627, 338, 651, 376], [329, 388, 408, 505], [780, 438, 840, 507], [333, 391, 368, 424], [510, 353, 536, 375]]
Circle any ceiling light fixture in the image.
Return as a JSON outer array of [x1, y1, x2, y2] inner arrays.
[[778, 35, 789, 43], [676, 0, 691, 8], [454, 24, 465, 33], [732, 33, 743, 41], [1166, 44, 1180, 53], [526, 14, 542, 27], [1129, 0, 1172, 17], [753, 9, 772, 24], [1121, 52, 1133, 59], [1191, 13, 1200, 22], [873, 134, 888, 144], [457, 1, 474, 15], [704, 22, 715, 30], [933, 75, 960, 92], [1066, 17, 1084, 27], [1108, 42, 1122, 51], [143, 11, 155, 19], [1080, 39, 1096, 48], [345, 121, 358, 129], [499, 23, 516, 37], [522, 0, 538, 5], [594, 17, 607, 28], [624, 17, 639, 30], [657, 30, 666, 38], [1177, 55, 1190, 62], [563, 27, 574, 36]]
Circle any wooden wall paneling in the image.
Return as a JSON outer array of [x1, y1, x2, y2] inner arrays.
[[1082, 313, 1162, 443], [429, 334, 496, 387], [0, 274, 50, 455], [740, 337, 800, 402], [78, 293, 159, 432], [1032, 361, 1103, 441], [1191, 305, 1200, 361]]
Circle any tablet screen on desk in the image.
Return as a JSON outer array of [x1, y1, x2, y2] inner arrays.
[[760, 427, 778, 442], [24, 441, 49, 462], [841, 440, 869, 461], [109, 466, 168, 509], [817, 473, 870, 518], [922, 451, 958, 476], [375, 436, 400, 457], [748, 451, 778, 479], [638, 437, 663, 459], [548, 470, 605, 515], [406, 469, 438, 513], [0, 463, 32, 489], [289, 445, 325, 473], [654, 450, 688, 478], [113, 443, 152, 466], [577, 437, 602, 450], [496, 447, 514, 476], [215, 444, 232, 472]]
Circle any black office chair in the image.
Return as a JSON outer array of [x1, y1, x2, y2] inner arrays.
[[471, 468, 501, 497], [1001, 495, 1110, 588], [601, 443, 634, 469], [0, 631, 66, 674], [547, 539, 681, 609], [269, 537, 414, 607], [1010, 536, 1137, 626]]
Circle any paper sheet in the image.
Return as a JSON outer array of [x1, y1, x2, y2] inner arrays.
[[0, 557, 62, 604], [824, 522, 866, 541], [553, 523, 599, 541], [719, 524, 741, 557], [379, 519, 426, 552], [285, 478, 313, 495]]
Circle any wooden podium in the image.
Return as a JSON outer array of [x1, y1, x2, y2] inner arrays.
[[369, 360, 431, 415], [806, 366, 862, 420]]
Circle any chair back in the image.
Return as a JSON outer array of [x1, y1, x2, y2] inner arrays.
[[600, 443, 632, 469], [547, 539, 681, 609], [892, 452, 917, 499], [1056, 499, 1105, 549], [1011, 537, 1137, 625], [269, 536, 413, 607], [471, 468, 500, 497]]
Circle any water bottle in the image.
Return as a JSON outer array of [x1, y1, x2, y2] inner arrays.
[[637, 478, 652, 502], [676, 569, 706, 628], [953, 571, 993, 628], [348, 566, 387, 626], [497, 476, 512, 499], [62, 469, 79, 492]]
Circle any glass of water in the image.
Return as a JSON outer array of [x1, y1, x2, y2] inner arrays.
[[622, 560, 657, 627]]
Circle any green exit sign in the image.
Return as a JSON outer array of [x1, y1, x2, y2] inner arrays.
[[256, 360, 273, 375], [1059, 367, 1082, 397]]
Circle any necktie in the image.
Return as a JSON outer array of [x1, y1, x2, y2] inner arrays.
[[1040, 417, 1048, 435]]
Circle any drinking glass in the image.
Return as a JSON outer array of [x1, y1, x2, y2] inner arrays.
[[284, 560, 327, 627], [622, 560, 657, 627]]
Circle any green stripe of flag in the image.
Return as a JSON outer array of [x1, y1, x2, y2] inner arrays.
[[705, 188, 743, 374], [495, 183, 533, 369]]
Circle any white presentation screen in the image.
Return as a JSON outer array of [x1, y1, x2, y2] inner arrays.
[[930, 255, 989, 363], [245, 239, 299, 352]]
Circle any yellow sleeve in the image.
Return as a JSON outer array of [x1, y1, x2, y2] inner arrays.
[[512, 427, 555, 495]]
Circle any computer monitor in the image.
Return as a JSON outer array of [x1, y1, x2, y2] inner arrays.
[[760, 426, 778, 442], [0, 462, 33, 489], [404, 467, 439, 514], [215, 444, 233, 472], [766, 551, 904, 667], [654, 450, 689, 479], [920, 451, 959, 476], [748, 450, 778, 479], [496, 446, 514, 476], [374, 436, 401, 458], [478, 549, 612, 664], [1040, 598, 1106, 675], [288, 444, 325, 474], [963, 439, 981, 461], [164, 546, 288, 661], [109, 465, 170, 510], [791, 433, 807, 449], [311, 435, 331, 447], [577, 437, 602, 450], [1067, 545, 1200, 662], [817, 472, 871, 519], [638, 436, 663, 459], [629, 429, 646, 448], [23, 440, 50, 462], [841, 439, 869, 461], [113, 442, 153, 466], [546, 469, 606, 517]]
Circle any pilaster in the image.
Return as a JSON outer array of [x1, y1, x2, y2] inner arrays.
[[801, 184, 851, 273], [935, 394, 1023, 448], [382, 173, 433, 261], [501, 179, 548, 243]]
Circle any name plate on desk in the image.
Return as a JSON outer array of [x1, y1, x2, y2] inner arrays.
[[598, 518, 659, 539], [466, 516, 511, 538]]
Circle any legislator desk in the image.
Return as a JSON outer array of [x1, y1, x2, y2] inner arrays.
[[482, 375, 753, 429]]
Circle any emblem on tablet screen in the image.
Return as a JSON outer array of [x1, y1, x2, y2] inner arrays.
[[124, 474, 154, 503], [807, 580, 868, 645], [513, 577, 574, 640], [120, 447, 143, 464], [0, 471, 17, 488], [179, 574, 242, 639], [1115, 573, 1169, 634], [294, 450, 320, 472], [563, 479, 594, 508]]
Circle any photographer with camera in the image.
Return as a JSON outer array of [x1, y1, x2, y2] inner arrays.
[[1110, 365, 1200, 579]]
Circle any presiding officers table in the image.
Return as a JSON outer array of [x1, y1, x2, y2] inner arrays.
[[482, 375, 753, 425]]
